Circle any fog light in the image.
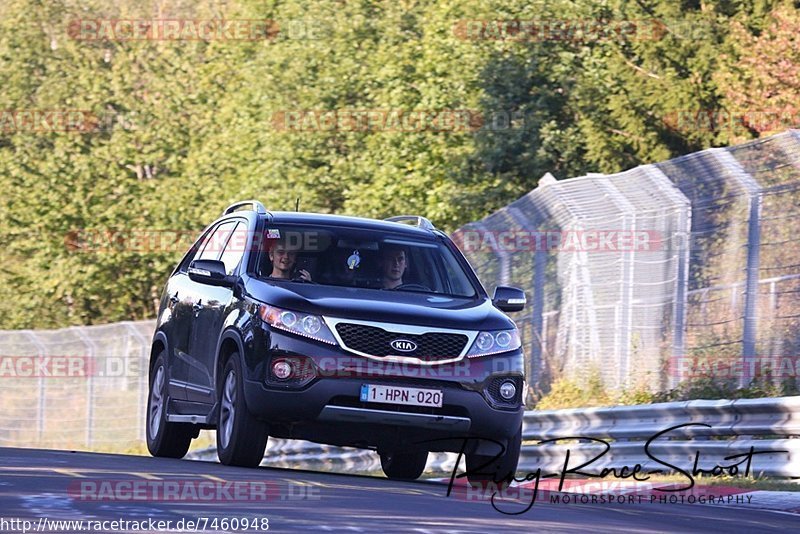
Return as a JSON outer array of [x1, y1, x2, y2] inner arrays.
[[499, 381, 516, 400], [272, 360, 293, 379]]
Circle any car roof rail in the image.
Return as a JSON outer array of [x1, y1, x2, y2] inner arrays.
[[384, 215, 436, 230], [223, 200, 271, 217]]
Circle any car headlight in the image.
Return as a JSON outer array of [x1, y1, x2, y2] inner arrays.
[[466, 328, 521, 358], [258, 304, 338, 345]]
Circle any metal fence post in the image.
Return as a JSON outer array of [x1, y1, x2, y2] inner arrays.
[[711, 149, 762, 387], [622, 213, 635, 387], [24, 332, 48, 445], [742, 192, 762, 384], [671, 205, 692, 389], [531, 247, 546, 388], [599, 179, 636, 389], [76, 327, 98, 448]]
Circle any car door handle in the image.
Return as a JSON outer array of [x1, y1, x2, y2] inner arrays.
[[169, 292, 179, 305], [193, 300, 203, 313]]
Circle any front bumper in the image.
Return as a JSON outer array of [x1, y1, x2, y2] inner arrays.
[[241, 329, 525, 454]]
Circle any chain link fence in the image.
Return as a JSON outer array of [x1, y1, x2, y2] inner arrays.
[[456, 129, 800, 394], [2, 130, 799, 450], [0, 321, 154, 450], [453, 167, 690, 394]]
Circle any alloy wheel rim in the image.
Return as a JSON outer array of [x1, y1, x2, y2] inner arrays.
[[148, 366, 165, 438], [220, 370, 237, 449]]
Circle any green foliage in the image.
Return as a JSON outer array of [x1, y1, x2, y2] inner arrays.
[[652, 376, 800, 403], [536, 374, 800, 409], [535, 373, 612, 410], [714, 3, 800, 143]]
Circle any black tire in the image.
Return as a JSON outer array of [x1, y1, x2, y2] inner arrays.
[[466, 425, 522, 487], [380, 450, 428, 480], [216, 353, 269, 467], [146, 349, 193, 458]]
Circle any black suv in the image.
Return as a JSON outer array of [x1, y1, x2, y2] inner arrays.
[[146, 201, 527, 483]]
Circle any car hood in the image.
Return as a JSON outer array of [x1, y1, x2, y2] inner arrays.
[[245, 278, 514, 330]]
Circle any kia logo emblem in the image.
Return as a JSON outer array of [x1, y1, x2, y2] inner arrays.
[[390, 339, 417, 352]]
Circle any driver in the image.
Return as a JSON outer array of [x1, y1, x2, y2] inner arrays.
[[268, 240, 312, 281], [379, 245, 406, 289]]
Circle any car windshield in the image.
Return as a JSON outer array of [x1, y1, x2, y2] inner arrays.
[[254, 224, 477, 298]]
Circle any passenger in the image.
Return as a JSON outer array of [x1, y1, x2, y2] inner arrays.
[[268, 240, 312, 281]]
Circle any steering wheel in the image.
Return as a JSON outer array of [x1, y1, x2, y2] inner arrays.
[[393, 283, 432, 292]]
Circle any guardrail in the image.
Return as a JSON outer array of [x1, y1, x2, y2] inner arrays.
[[187, 396, 800, 479], [518, 396, 800, 478]]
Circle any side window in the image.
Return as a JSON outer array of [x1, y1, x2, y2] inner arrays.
[[197, 221, 238, 262], [177, 228, 214, 273], [219, 222, 248, 275]]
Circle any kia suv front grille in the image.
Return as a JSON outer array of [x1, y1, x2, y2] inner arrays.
[[333, 322, 469, 363]]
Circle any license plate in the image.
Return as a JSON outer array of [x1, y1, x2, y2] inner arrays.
[[360, 384, 443, 408]]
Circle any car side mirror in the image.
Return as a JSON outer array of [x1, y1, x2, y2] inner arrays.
[[492, 286, 526, 312], [188, 259, 235, 287]]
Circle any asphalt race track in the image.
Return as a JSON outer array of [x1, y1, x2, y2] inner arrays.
[[0, 447, 796, 533]]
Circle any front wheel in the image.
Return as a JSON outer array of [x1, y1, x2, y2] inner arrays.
[[466, 425, 522, 487], [216, 353, 269, 467], [146, 349, 193, 458], [380, 450, 428, 480]]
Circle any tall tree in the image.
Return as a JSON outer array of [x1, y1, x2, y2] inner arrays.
[[715, 3, 800, 143]]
